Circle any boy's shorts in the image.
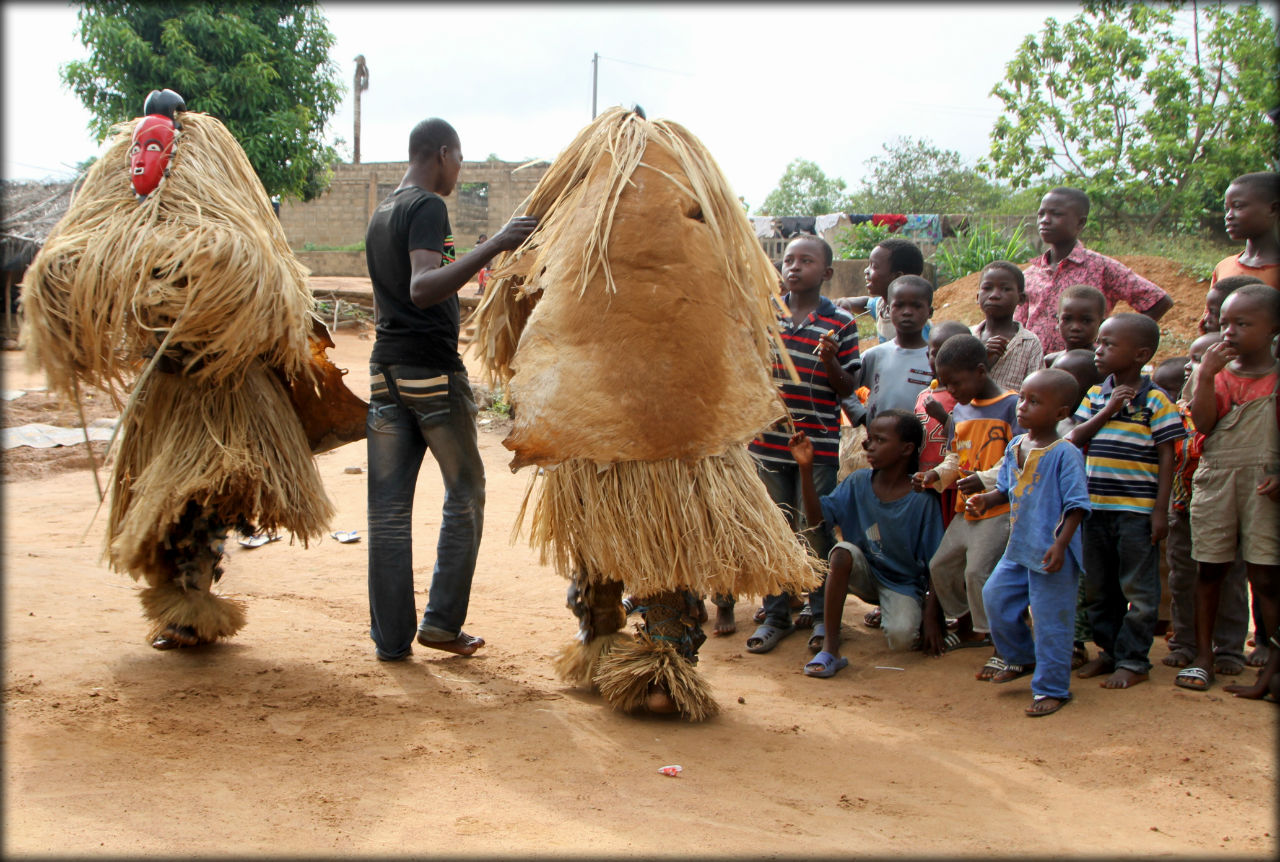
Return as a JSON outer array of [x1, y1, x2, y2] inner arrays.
[[1190, 465, 1280, 565]]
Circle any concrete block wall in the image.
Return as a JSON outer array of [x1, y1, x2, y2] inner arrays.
[[278, 159, 549, 256]]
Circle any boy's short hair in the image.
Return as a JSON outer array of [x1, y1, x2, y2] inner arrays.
[[1060, 283, 1107, 316], [1047, 186, 1091, 217], [1152, 357, 1187, 397], [873, 408, 924, 475], [789, 234, 833, 267], [1226, 283, 1280, 325], [1229, 172, 1280, 203], [935, 333, 988, 371], [1051, 348, 1102, 400], [875, 238, 925, 276], [888, 274, 934, 303], [982, 260, 1025, 293], [1107, 311, 1161, 354], [930, 319, 971, 344], [1209, 274, 1265, 297], [1030, 367, 1084, 410], [409, 118, 460, 161]]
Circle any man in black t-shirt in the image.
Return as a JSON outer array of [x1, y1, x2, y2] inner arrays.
[[364, 118, 536, 661]]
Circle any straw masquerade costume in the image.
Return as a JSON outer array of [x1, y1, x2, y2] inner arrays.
[[473, 107, 820, 720], [21, 90, 364, 650]]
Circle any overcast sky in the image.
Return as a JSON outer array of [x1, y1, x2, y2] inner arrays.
[[3, 1, 1084, 209]]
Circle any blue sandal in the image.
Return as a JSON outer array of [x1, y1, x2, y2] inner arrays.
[[745, 622, 795, 653], [804, 650, 848, 678]]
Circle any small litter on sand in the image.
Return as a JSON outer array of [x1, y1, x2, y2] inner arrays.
[[331, 530, 360, 544]]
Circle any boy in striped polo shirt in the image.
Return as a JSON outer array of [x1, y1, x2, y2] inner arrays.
[[1069, 313, 1184, 689], [737, 236, 860, 653]]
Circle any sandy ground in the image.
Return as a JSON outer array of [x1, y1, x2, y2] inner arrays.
[[2, 326, 1277, 858]]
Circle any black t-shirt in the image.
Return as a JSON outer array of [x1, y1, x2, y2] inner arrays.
[[365, 186, 463, 370]]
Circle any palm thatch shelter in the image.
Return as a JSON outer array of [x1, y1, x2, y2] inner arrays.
[[2, 179, 77, 341]]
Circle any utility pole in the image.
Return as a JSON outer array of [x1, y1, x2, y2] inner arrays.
[[353, 54, 369, 164], [591, 51, 598, 119]]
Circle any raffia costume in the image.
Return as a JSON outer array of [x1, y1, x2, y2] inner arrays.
[[20, 94, 364, 647], [473, 108, 820, 720]]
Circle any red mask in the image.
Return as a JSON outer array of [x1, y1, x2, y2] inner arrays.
[[129, 114, 177, 198]]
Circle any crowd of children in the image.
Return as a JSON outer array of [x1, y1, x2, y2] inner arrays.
[[741, 173, 1280, 715]]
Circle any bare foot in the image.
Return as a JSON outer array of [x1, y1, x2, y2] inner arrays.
[[1071, 644, 1089, 670], [1214, 656, 1244, 676], [713, 605, 736, 636], [1162, 651, 1192, 668], [416, 630, 485, 656], [645, 684, 678, 714], [1246, 644, 1270, 668], [1076, 655, 1115, 678], [1101, 668, 1148, 689]]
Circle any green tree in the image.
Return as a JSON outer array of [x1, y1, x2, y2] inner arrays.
[[985, 0, 1279, 231], [756, 158, 852, 216], [846, 137, 1006, 214], [62, 2, 344, 202]]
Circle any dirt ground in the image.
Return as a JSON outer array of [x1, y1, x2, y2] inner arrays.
[[933, 255, 1210, 361], [2, 321, 1277, 858]]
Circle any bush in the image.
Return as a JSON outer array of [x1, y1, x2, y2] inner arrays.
[[833, 221, 901, 260], [932, 221, 1035, 285]]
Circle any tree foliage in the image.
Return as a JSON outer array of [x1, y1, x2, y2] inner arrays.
[[62, 2, 344, 202], [985, 0, 1279, 230], [846, 137, 1006, 214], [756, 158, 852, 216]]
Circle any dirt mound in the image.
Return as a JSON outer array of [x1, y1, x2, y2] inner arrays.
[[933, 255, 1208, 361]]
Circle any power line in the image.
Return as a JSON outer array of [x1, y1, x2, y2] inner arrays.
[[597, 53, 692, 78]]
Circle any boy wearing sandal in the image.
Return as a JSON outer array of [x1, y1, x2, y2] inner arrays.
[[967, 369, 1091, 716], [789, 411, 944, 676]]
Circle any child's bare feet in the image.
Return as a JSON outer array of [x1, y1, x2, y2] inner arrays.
[[1071, 644, 1089, 670], [1246, 644, 1270, 667], [1100, 668, 1147, 689], [1076, 654, 1115, 678], [1213, 656, 1244, 676], [713, 605, 736, 636], [1162, 649, 1193, 668]]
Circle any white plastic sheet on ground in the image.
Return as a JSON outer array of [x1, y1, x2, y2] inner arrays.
[[2, 418, 117, 449]]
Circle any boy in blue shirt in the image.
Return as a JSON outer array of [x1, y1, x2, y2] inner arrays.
[[968, 369, 1091, 715], [789, 410, 945, 677]]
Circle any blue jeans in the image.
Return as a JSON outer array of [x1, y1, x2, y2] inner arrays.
[[984, 556, 1079, 700], [756, 459, 837, 628], [366, 365, 485, 660], [1082, 510, 1160, 674]]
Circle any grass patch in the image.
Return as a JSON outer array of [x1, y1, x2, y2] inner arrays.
[[300, 240, 366, 252], [1087, 228, 1234, 283]]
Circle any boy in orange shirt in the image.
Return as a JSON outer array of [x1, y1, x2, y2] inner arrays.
[[1212, 172, 1280, 290]]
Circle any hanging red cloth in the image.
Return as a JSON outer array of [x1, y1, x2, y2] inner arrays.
[[871, 213, 907, 232]]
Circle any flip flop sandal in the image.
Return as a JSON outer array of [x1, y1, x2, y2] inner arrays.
[[807, 621, 826, 652], [1174, 666, 1213, 691], [804, 650, 848, 678], [976, 656, 1007, 681], [992, 662, 1035, 684], [150, 625, 200, 650], [795, 603, 814, 629], [1025, 694, 1069, 717], [953, 634, 994, 649], [745, 622, 795, 654], [330, 530, 360, 544], [238, 532, 280, 549], [416, 630, 485, 656], [863, 608, 882, 629], [942, 631, 962, 652]]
